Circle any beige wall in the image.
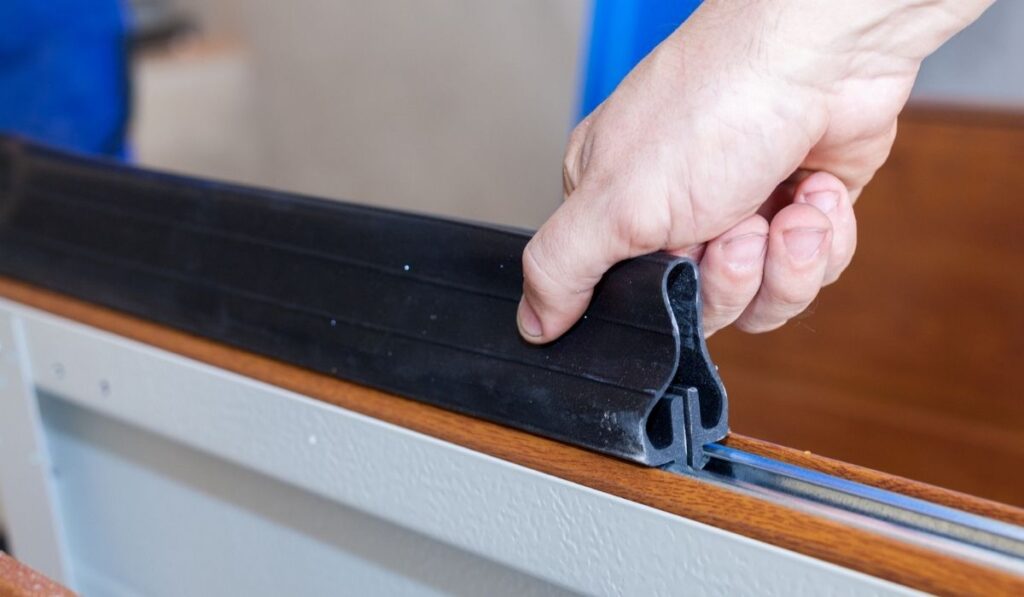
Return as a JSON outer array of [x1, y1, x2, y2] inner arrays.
[[134, 1, 585, 229], [134, 1, 1024, 231]]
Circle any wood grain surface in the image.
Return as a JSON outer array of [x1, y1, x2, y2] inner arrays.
[[710, 105, 1024, 506], [0, 276, 1020, 596], [0, 553, 73, 597]]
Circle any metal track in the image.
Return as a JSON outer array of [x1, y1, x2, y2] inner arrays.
[[690, 443, 1024, 567]]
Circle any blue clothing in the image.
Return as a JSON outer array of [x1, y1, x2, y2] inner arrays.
[[579, 0, 700, 120], [0, 0, 130, 156]]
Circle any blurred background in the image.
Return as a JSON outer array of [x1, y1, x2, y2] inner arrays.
[[125, 0, 1024, 229], [1, 0, 1021, 518]]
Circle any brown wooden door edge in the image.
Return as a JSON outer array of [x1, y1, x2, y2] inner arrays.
[[0, 278, 1021, 596]]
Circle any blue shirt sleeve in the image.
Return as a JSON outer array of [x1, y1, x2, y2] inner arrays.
[[579, 0, 701, 120], [0, 0, 130, 157]]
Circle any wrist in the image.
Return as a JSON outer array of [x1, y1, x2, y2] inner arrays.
[[668, 0, 993, 89], [770, 0, 994, 80]]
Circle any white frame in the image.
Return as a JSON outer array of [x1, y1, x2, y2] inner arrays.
[[0, 298, 914, 595], [0, 309, 72, 582]]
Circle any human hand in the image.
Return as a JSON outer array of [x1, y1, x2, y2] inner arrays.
[[518, 0, 992, 342]]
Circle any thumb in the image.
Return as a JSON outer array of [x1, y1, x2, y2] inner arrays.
[[517, 190, 665, 344]]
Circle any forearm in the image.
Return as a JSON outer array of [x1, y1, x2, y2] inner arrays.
[[662, 0, 995, 86], [794, 0, 993, 72]]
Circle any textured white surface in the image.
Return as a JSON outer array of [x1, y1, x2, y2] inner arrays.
[[39, 394, 566, 596], [0, 299, 919, 595], [0, 312, 72, 582]]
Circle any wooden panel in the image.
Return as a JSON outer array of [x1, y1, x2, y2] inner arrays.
[[0, 278, 1021, 595], [711, 105, 1024, 506], [0, 553, 73, 597]]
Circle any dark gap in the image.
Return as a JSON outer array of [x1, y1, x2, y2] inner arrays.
[[645, 397, 674, 449]]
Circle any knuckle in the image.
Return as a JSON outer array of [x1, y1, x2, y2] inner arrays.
[[824, 251, 854, 285], [764, 282, 815, 309], [703, 281, 755, 313], [522, 237, 588, 314], [701, 309, 740, 338], [701, 319, 725, 338], [561, 155, 580, 197], [567, 116, 592, 149], [562, 117, 595, 194], [733, 316, 786, 335], [522, 240, 562, 298], [719, 257, 764, 287], [609, 196, 672, 257], [824, 221, 858, 285]]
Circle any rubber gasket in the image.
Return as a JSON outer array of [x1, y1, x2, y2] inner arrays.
[[0, 137, 727, 468]]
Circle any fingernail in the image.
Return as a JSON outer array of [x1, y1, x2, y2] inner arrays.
[[800, 190, 839, 214], [517, 297, 543, 338], [783, 227, 827, 261], [721, 232, 767, 269]]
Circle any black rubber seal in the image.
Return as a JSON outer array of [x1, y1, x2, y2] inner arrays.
[[0, 137, 728, 468]]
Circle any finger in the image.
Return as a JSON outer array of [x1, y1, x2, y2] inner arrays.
[[562, 113, 596, 197], [518, 189, 666, 344], [756, 176, 798, 221], [804, 120, 898, 192], [734, 203, 832, 333], [667, 243, 705, 262], [792, 171, 857, 285], [754, 168, 816, 222], [698, 215, 769, 336]]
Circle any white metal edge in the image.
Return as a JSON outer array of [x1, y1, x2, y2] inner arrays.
[[0, 297, 918, 596], [0, 311, 73, 582]]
